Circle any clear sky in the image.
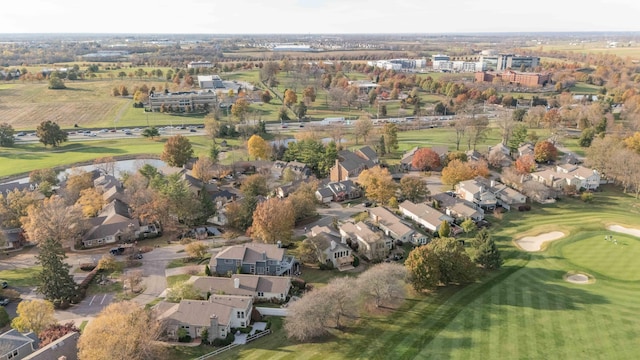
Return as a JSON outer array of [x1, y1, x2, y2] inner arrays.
[[2, 0, 639, 34]]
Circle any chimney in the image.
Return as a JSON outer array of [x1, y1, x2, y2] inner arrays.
[[490, 180, 496, 188], [330, 240, 337, 250], [233, 277, 240, 289]]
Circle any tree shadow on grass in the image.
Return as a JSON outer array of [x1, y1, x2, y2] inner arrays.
[[70, 146, 127, 155], [486, 267, 609, 311]]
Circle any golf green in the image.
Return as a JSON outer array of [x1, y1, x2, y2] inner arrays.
[[561, 232, 640, 281]]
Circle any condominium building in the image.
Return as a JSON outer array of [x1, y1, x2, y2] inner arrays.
[[148, 90, 217, 112]]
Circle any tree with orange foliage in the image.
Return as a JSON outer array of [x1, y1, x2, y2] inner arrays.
[[284, 89, 298, 107], [411, 148, 441, 171], [515, 154, 536, 174], [441, 159, 482, 187], [534, 141, 558, 163], [251, 197, 295, 244]]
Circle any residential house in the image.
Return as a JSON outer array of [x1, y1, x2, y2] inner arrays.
[[1, 228, 26, 250], [315, 180, 361, 203], [400, 147, 420, 170], [478, 178, 528, 210], [271, 161, 310, 180], [339, 221, 390, 261], [466, 149, 483, 161], [315, 187, 335, 204], [432, 193, 485, 221], [456, 179, 498, 210], [23, 332, 79, 360], [210, 243, 295, 276], [368, 207, 415, 243], [82, 199, 140, 248], [188, 274, 291, 302], [488, 142, 512, 167], [93, 174, 120, 193], [354, 146, 379, 165], [158, 295, 253, 342], [0, 329, 38, 360], [399, 200, 453, 233], [310, 225, 354, 270], [329, 147, 378, 182], [556, 164, 601, 190], [530, 164, 601, 191], [276, 180, 303, 198], [517, 143, 535, 158]]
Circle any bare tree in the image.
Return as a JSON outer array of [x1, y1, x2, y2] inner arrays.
[[93, 156, 116, 177], [357, 263, 406, 308]]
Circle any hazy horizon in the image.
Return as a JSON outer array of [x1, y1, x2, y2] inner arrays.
[[1, 0, 639, 35]]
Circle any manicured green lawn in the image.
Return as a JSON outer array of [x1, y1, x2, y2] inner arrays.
[[166, 274, 192, 287], [561, 233, 640, 281], [195, 185, 640, 360], [0, 135, 242, 178], [0, 266, 42, 287]]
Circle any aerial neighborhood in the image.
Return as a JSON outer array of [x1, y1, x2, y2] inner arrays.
[[1, 27, 640, 360]]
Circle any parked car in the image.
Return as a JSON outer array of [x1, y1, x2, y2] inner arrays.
[[189, 128, 197, 132], [0, 297, 9, 306], [1, 281, 7, 289]]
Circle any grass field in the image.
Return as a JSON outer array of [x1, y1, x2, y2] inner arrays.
[[208, 185, 640, 360], [0, 135, 240, 178], [0, 266, 42, 287]]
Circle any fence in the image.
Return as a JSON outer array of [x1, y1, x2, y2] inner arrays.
[[193, 329, 271, 360]]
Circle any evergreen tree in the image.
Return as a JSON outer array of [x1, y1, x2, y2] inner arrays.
[[438, 220, 451, 238], [471, 228, 502, 270], [204, 264, 212, 277], [36, 238, 77, 304]]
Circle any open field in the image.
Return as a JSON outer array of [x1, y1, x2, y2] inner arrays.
[[0, 266, 42, 287], [0, 135, 238, 179], [210, 185, 640, 360]]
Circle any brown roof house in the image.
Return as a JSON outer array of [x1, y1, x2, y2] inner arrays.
[[339, 221, 390, 261], [188, 274, 291, 302], [309, 225, 354, 271], [157, 295, 253, 342], [329, 146, 378, 182], [368, 207, 415, 243]]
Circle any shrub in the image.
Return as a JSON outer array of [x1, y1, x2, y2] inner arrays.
[[177, 328, 191, 342], [79, 263, 96, 271], [200, 329, 209, 345], [352, 256, 360, 267], [581, 192, 594, 203], [0, 307, 9, 327], [0, 289, 20, 301], [212, 333, 235, 347]]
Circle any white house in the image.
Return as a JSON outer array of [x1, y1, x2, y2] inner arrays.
[[398, 200, 453, 233], [157, 295, 253, 342], [310, 225, 354, 270]]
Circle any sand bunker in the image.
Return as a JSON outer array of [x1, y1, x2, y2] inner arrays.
[[564, 272, 593, 284], [607, 225, 640, 238], [515, 231, 565, 252]]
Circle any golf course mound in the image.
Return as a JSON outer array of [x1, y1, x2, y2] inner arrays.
[[564, 271, 594, 284], [515, 231, 565, 252]]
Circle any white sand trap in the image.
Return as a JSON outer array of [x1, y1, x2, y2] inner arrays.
[[564, 272, 592, 284], [515, 231, 565, 252], [607, 225, 640, 238]]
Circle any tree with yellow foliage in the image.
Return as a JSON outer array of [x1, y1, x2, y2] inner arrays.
[[357, 166, 397, 205], [76, 188, 104, 217], [247, 134, 270, 160], [11, 300, 56, 334], [251, 197, 295, 244], [78, 301, 162, 360]]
